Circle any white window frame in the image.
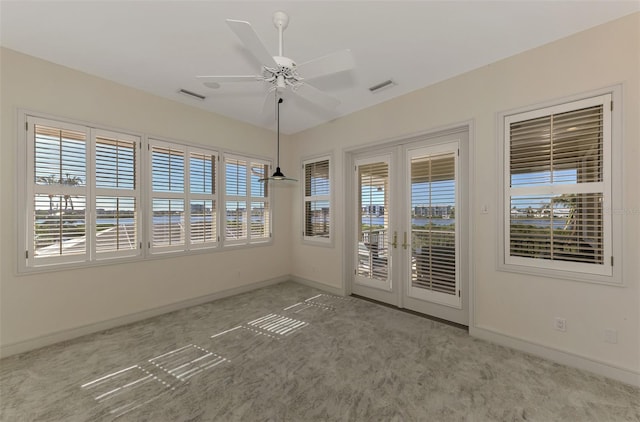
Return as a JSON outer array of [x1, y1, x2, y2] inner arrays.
[[302, 155, 332, 245], [20, 113, 142, 272], [222, 153, 272, 247], [148, 138, 219, 254], [497, 87, 623, 285]]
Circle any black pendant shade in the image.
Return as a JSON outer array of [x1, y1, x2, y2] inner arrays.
[[260, 96, 297, 183]]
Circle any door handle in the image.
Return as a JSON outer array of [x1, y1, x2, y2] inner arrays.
[[392, 231, 398, 249], [402, 232, 408, 250]]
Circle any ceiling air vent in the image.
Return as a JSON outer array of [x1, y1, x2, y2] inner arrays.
[[369, 79, 396, 93], [178, 89, 206, 101]]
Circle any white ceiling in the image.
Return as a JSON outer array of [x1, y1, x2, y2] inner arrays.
[[1, 1, 638, 134]]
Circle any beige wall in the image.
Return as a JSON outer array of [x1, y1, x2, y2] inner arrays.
[[0, 48, 294, 350], [289, 14, 639, 378]]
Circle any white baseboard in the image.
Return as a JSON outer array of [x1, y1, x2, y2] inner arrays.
[[0, 275, 289, 359], [290, 275, 346, 296], [470, 325, 640, 387]]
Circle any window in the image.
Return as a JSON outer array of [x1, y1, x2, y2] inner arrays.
[[20, 112, 272, 272], [149, 139, 218, 253], [502, 93, 615, 279], [303, 157, 331, 242], [224, 154, 270, 245], [25, 116, 141, 268]]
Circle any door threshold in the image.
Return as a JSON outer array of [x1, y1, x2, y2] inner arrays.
[[350, 294, 468, 331]]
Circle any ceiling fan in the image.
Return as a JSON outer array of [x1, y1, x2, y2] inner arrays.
[[197, 11, 355, 110]]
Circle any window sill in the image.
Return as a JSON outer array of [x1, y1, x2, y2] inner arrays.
[[497, 261, 623, 287]]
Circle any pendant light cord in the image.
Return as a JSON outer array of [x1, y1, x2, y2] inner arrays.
[[276, 96, 283, 169]]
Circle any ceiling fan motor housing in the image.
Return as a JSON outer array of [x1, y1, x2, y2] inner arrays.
[[265, 56, 300, 89]]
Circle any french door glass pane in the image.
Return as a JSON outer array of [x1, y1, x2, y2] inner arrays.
[[411, 153, 456, 295], [357, 162, 389, 280]]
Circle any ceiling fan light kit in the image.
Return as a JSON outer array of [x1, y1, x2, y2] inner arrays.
[[197, 11, 355, 110]]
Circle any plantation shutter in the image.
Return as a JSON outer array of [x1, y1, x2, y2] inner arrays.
[[189, 150, 217, 247], [507, 96, 610, 273], [224, 156, 248, 241], [250, 161, 270, 240], [150, 142, 186, 251], [411, 153, 457, 295], [94, 130, 140, 257], [223, 155, 271, 244], [304, 158, 330, 239], [31, 121, 88, 261], [510, 106, 603, 187]]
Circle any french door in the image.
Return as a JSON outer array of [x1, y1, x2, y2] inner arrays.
[[351, 130, 469, 325]]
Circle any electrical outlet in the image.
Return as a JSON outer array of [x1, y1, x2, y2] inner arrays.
[[554, 317, 567, 332], [604, 328, 618, 344]]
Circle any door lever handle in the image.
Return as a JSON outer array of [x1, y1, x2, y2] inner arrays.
[[402, 232, 408, 250], [392, 231, 398, 249]]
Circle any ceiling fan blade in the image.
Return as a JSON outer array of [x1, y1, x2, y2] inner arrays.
[[197, 75, 263, 82], [293, 83, 340, 109], [296, 49, 355, 80], [226, 19, 277, 68]]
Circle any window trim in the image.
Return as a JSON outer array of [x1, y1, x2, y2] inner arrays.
[[302, 154, 333, 246], [496, 86, 623, 285]]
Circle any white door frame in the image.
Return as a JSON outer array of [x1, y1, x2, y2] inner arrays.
[[343, 123, 474, 326]]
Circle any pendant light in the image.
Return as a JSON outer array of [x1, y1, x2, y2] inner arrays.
[[260, 95, 297, 182]]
